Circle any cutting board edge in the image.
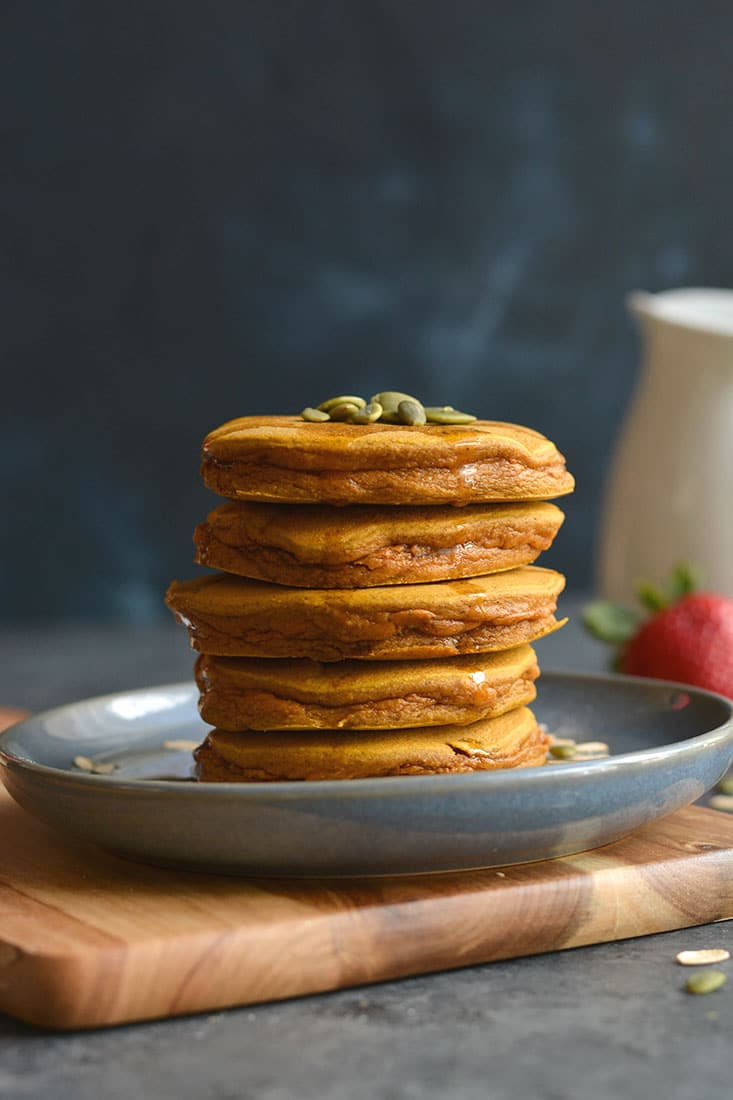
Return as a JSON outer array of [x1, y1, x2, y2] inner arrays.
[[3, 901, 731, 1032], [2, 832, 733, 1031]]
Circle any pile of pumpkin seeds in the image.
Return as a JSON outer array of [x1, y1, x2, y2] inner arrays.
[[301, 392, 477, 426]]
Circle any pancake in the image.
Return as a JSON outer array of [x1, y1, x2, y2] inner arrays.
[[201, 416, 575, 505], [195, 645, 539, 731], [165, 565, 566, 661], [194, 706, 549, 781], [193, 500, 565, 588]]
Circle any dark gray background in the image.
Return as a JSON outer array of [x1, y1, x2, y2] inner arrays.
[[3, 1, 733, 621]]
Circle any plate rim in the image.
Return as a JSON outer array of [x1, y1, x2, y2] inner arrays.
[[1, 670, 732, 800]]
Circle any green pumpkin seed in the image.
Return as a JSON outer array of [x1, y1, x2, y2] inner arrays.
[[352, 401, 383, 424], [549, 744, 577, 760], [397, 398, 427, 426], [717, 776, 733, 795], [685, 970, 727, 995], [371, 391, 421, 423], [317, 395, 366, 413], [371, 391, 418, 408], [301, 407, 331, 422], [424, 406, 477, 425], [328, 402, 362, 422]]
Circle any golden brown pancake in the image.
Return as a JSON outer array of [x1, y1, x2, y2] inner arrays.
[[201, 416, 575, 505], [194, 706, 549, 781], [193, 500, 564, 588], [165, 566, 566, 660], [195, 645, 539, 731]]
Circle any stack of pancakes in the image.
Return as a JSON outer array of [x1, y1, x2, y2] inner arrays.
[[166, 414, 574, 782]]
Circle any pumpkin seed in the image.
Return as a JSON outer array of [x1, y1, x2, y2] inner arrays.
[[709, 794, 733, 812], [677, 949, 730, 966], [301, 407, 330, 422], [73, 754, 116, 774], [328, 402, 362, 422], [549, 744, 576, 760], [352, 401, 383, 424], [717, 776, 733, 795], [371, 391, 420, 423], [685, 969, 727, 995], [424, 406, 477, 425], [574, 741, 610, 755], [397, 399, 427, 426], [317, 395, 366, 413]]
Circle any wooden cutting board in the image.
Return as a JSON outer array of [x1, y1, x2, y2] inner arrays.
[[1, 782, 732, 1031]]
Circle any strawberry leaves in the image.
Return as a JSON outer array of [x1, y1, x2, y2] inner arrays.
[[636, 582, 668, 614], [583, 601, 641, 645], [667, 562, 702, 601]]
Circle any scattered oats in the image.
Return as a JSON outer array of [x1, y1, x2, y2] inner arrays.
[[717, 776, 733, 795], [495, 871, 506, 878], [709, 795, 733, 813], [163, 739, 200, 751], [549, 744, 577, 760], [677, 949, 730, 966], [573, 754, 610, 762], [90, 762, 116, 775], [73, 755, 95, 772], [685, 970, 727, 995], [574, 741, 610, 755]]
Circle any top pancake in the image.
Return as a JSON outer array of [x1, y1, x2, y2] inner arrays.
[[201, 416, 575, 505]]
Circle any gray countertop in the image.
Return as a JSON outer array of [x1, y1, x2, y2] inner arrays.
[[1, 607, 731, 1100]]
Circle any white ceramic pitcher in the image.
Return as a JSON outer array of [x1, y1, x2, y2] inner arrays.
[[598, 287, 733, 601]]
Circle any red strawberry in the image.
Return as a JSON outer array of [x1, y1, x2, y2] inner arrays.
[[584, 566, 733, 699], [620, 593, 733, 697]]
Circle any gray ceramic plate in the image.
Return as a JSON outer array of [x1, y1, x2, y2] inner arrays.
[[1, 672, 732, 877]]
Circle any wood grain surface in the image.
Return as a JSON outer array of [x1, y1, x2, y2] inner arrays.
[[1, 774, 732, 1031]]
